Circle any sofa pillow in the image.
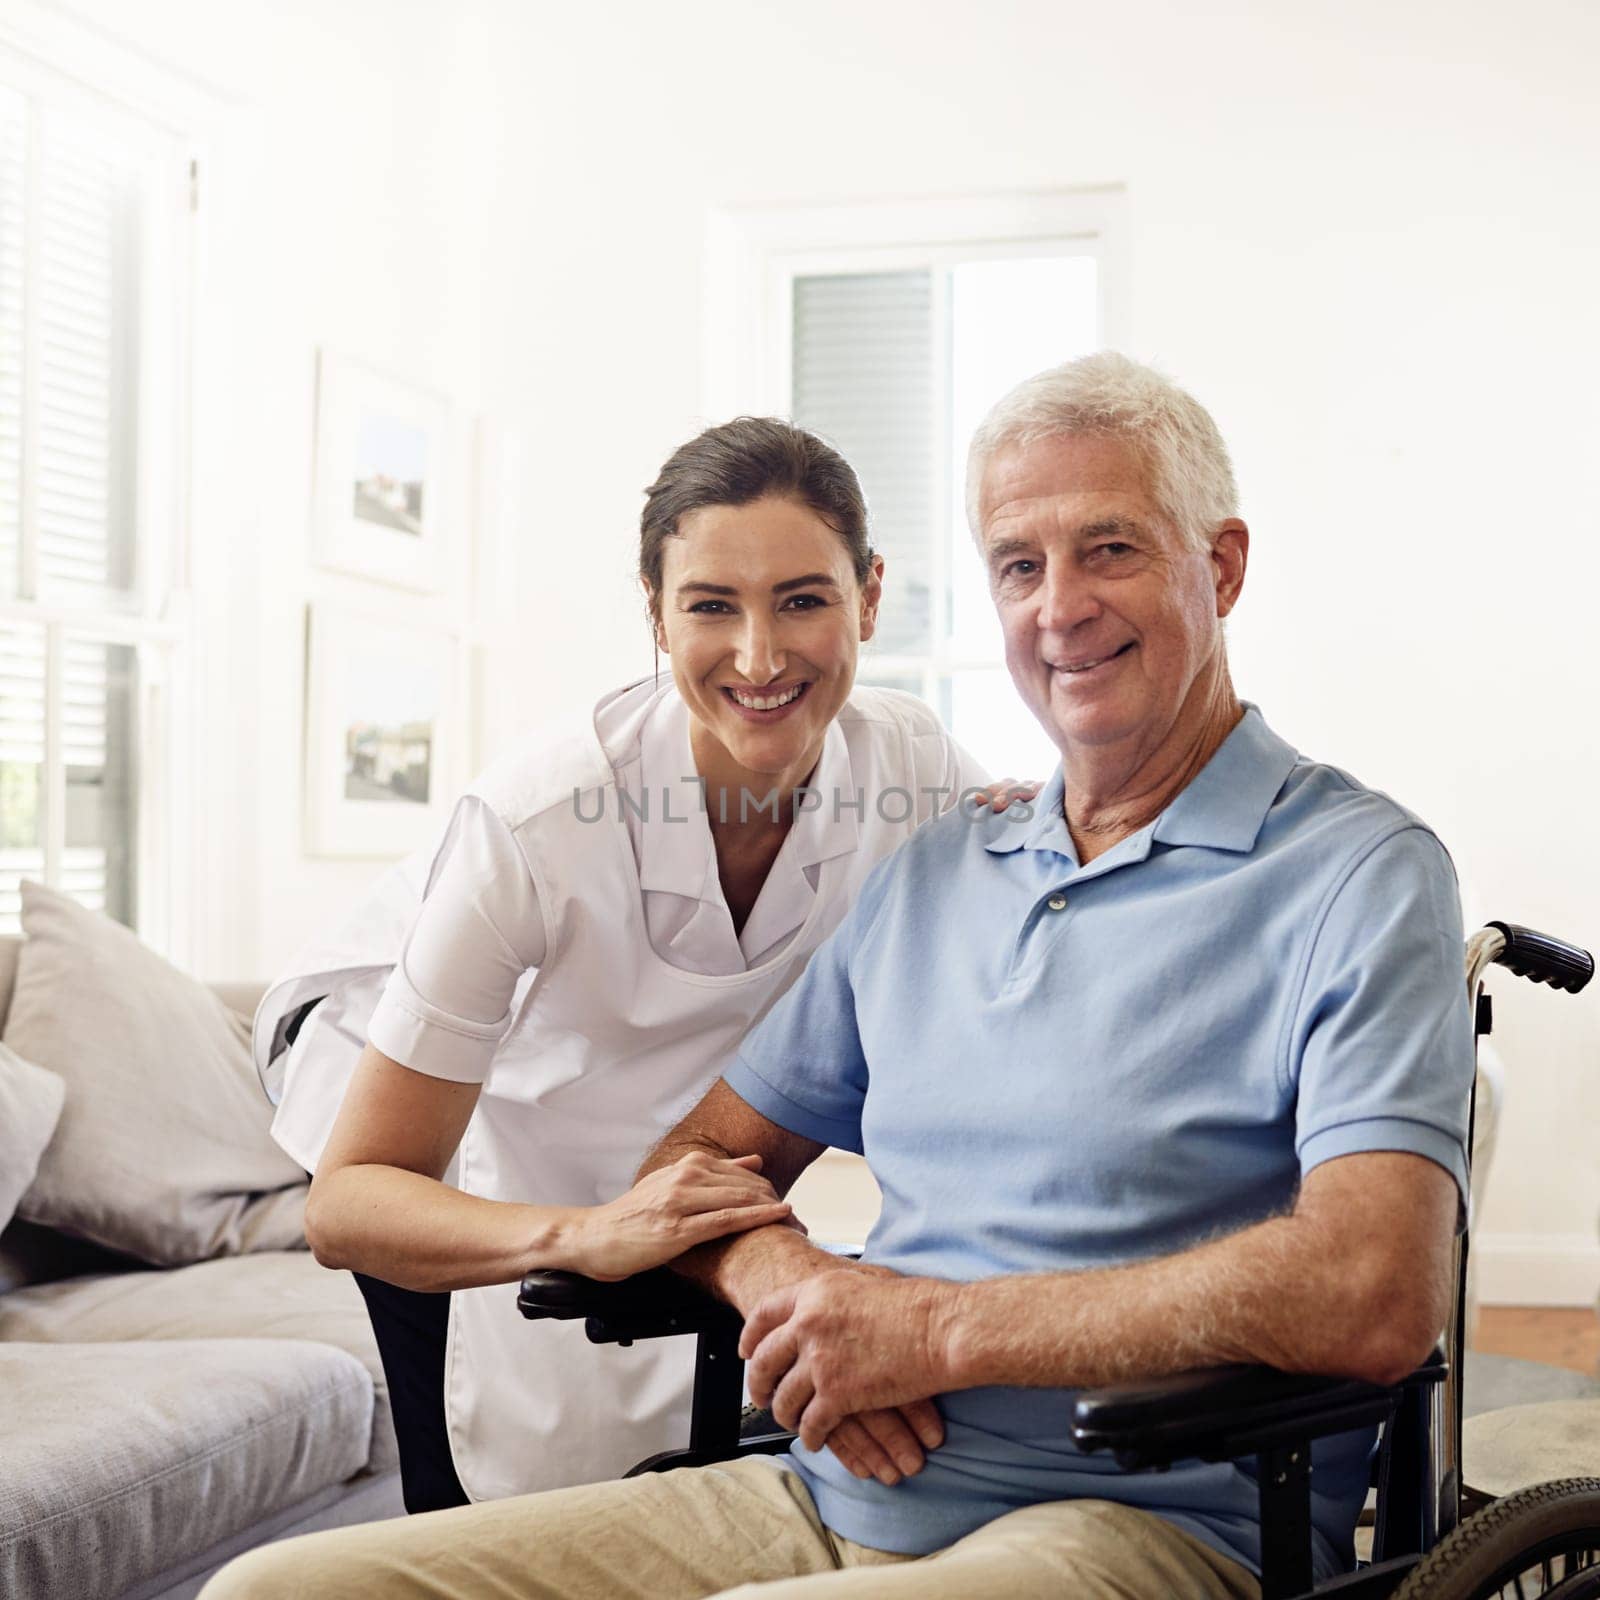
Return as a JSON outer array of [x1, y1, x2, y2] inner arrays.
[[4, 880, 309, 1264], [0, 1042, 65, 1232]]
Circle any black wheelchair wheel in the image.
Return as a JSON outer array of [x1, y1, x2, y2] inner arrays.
[[1392, 1478, 1600, 1599]]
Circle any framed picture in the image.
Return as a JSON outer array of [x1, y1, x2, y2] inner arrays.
[[303, 602, 460, 858], [311, 350, 452, 592]]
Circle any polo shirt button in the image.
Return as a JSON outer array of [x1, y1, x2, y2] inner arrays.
[[1046, 894, 1067, 911]]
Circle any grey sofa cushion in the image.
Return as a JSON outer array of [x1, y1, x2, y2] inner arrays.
[[0, 1043, 65, 1232], [0, 1250, 396, 1475], [0, 1338, 372, 1600], [4, 881, 309, 1265]]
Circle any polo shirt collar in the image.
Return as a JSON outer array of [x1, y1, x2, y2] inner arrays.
[[1151, 704, 1299, 852], [984, 704, 1298, 860]]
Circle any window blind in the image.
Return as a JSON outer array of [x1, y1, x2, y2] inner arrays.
[[0, 81, 146, 935], [37, 120, 136, 593], [0, 88, 24, 595], [790, 270, 936, 659]]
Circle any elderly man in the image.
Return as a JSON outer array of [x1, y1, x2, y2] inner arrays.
[[204, 354, 1471, 1600]]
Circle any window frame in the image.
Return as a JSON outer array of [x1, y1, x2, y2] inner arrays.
[[705, 189, 1129, 413], [702, 189, 1129, 735], [0, 9, 209, 961]]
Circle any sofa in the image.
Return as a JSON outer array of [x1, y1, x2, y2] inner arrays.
[[0, 890, 404, 1600]]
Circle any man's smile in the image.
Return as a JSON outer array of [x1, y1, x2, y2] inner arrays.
[[1049, 642, 1137, 677]]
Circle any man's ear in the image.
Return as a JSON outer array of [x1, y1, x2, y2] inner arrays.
[[859, 555, 886, 643], [1211, 522, 1248, 619]]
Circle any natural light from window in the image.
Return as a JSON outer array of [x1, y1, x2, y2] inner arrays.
[[791, 248, 1099, 782], [945, 254, 1098, 778]]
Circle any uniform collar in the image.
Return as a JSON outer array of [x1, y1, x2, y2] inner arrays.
[[633, 687, 858, 903], [984, 704, 1298, 861], [787, 712, 859, 871]]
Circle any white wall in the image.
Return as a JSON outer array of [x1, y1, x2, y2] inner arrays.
[[33, 0, 1600, 1302]]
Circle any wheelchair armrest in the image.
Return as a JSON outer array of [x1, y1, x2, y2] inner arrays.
[[518, 1267, 741, 1345], [1071, 1349, 1447, 1471], [517, 1245, 863, 1347]]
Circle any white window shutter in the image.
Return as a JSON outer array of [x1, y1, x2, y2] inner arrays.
[[36, 119, 137, 594], [0, 88, 24, 595], [790, 270, 936, 659], [0, 75, 154, 936]]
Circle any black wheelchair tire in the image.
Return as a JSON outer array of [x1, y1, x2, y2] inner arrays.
[[1391, 1478, 1600, 1599]]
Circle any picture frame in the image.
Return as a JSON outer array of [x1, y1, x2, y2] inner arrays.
[[302, 601, 460, 858], [311, 350, 452, 592]]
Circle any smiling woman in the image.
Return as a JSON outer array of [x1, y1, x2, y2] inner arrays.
[[255, 416, 991, 1511]]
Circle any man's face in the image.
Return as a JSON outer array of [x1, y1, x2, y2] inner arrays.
[[977, 432, 1246, 761]]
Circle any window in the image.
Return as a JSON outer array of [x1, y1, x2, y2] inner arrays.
[[707, 192, 1125, 777], [0, 58, 193, 940]]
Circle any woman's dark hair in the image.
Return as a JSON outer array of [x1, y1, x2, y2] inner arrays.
[[639, 418, 874, 622]]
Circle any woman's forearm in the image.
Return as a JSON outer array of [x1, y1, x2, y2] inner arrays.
[[305, 1163, 583, 1293]]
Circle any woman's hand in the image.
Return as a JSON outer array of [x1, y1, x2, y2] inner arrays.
[[561, 1152, 796, 1282], [972, 777, 1041, 813]]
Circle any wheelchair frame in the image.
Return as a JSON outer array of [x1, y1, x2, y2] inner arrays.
[[519, 921, 1594, 1600]]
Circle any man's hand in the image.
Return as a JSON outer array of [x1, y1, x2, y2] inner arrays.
[[740, 1270, 955, 1479], [636, 1083, 945, 1482], [737, 1252, 948, 1486]]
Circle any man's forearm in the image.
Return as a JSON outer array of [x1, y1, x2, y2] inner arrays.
[[937, 1201, 1447, 1395], [639, 1114, 848, 1314], [640, 1114, 818, 1196], [671, 1224, 856, 1315]]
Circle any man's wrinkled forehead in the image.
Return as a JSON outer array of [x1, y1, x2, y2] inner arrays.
[[984, 513, 1149, 563], [975, 432, 1156, 539]]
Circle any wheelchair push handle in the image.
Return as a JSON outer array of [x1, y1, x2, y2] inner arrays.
[[1486, 921, 1594, 994]]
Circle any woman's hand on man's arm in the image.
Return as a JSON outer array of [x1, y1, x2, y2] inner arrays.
[[637, 1079, 833, 1312], [639, 1079, 947, 1489], [565, 1152, 796, 1282]]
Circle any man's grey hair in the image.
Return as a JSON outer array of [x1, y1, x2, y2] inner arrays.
[[965, 352, 1239, 553]]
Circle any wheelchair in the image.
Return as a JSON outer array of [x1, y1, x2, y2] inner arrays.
[[520, 922, 1597, 1600]]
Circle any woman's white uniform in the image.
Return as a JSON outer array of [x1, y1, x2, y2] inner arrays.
[[254, 677, 985, 1502]]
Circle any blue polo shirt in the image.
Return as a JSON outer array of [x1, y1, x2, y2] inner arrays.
[[722, 706, 1473, 1580]]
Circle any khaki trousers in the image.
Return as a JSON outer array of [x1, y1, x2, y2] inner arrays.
[[201, 1455, 1259, 1600]]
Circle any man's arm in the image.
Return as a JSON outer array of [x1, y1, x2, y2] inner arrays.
[[639, 1079, 842, 1313], [742, 1150, 1457, 1450], [942, 1149, 1456, 1390]]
